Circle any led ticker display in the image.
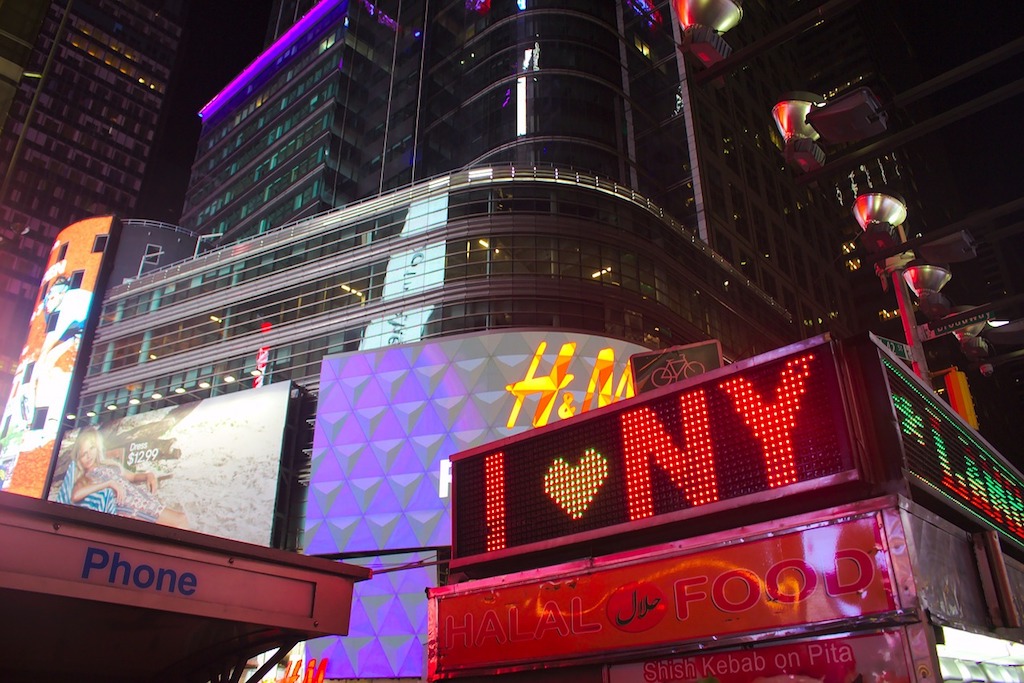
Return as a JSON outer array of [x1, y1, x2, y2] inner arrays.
[[452, 342, 855, 561], [885, 357, 1024, 550]]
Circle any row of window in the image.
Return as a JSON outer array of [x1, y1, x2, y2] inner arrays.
[[90, 216, 790, 378], [188, 110, 333, 229], [105, 181, 783, 329], [199, 10, 344, 134]]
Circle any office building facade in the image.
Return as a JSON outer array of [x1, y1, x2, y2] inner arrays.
[[0, 0, 184, 400], [80, 165, 792, 417], [182, 0, 861, 333]]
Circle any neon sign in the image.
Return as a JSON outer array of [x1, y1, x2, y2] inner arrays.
[[505, 341, 634, 429], [885, 357, 1024, 548], [452, 343, 854, 561]]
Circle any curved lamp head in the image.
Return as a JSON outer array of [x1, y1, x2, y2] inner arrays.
[[950, 306, 991, 360], [771, 92, 823, 142], [674, 0, 743, 32], [903, 262, 951, 320], [852, 191, 907, 231]]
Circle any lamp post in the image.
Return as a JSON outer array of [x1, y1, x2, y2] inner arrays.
[[850, 191, 933, 379]]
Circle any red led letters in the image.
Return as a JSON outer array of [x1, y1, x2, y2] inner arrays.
[[478, 354, 820, 554], [719, 355, 814, 488]]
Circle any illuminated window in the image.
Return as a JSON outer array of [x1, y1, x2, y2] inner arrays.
[[634, 35, 651, 59]]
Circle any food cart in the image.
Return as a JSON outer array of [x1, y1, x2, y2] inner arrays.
[[428, 335, 1024, 683]]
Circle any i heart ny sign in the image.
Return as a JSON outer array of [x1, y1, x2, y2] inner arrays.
[[453, 343, 854, 559]]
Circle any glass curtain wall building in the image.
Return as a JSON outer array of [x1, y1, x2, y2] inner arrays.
[[181, 0, 859, 338], [80, 166, 791, 418]]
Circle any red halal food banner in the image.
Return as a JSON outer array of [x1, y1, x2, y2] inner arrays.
[[608, 629, 912, 683], [430, 516, 896, 676], [451, 341, 854, 560]]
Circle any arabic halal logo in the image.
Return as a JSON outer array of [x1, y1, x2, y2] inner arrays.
[[606, 581, 667, 633]]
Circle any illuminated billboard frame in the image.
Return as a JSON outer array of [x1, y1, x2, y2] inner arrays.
[[430, 507, 899, 678], [47, 382, 296, 546], [0, 216, 119, 498], [450, 337, 858, 567]]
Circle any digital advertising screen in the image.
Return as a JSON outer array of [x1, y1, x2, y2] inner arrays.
[[451, 339, 856, 563], [305, 329, 649, 678], [47, 381, 294, 546], [0, 216, 118, 498], [884, 354, 1024, 552]]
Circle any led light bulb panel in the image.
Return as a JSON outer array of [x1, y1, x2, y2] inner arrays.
[[885, 357, 1024, 550], [452, 342, 854, 560]]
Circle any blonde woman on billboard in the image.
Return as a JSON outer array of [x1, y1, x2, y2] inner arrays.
[[70, 427, 190, 529]]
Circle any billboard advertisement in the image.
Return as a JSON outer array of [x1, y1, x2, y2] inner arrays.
[[359, 192, 448, 350], [306, 330, 650, 678], [0, 216, 119, 497], [46, 381, 294, 546], [451, 339, 855, 563], [429, 514, 897, 677]]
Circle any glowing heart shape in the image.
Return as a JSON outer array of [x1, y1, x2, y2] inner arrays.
[[544, 448, 609, 519]]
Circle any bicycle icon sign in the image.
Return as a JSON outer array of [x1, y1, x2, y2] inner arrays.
[[629, 341, 723, 394], [649, 355, 706, 388]]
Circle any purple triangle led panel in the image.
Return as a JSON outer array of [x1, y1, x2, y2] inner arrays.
[[307, 330, 647, 555]]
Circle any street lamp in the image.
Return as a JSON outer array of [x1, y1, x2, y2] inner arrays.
[[902, 262, 952, 320], [851, 190, 932, 379], [951, 306, 991, 361], [771, 88, 889, 173], [674, 0, 743, 67], [772, 92, 826, 172]]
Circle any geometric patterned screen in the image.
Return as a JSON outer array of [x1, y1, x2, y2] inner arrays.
[[305, 329, 648, 677]]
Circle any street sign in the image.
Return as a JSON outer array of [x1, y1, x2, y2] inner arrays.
[[874, 335, 911, 361], [919, 309, 994, 341]]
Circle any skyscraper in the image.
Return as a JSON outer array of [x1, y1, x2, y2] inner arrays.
[[181, 0, 868, 341], [0, 0, 185, 399]]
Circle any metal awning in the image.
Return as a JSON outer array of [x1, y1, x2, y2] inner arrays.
[[0, 492, 370, 682]]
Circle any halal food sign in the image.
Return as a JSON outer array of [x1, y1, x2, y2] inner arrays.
[[431, 516, 895, 677], [452, 342, 854, 560]]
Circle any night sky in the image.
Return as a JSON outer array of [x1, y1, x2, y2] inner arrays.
[[137, 1, 273, 222]]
